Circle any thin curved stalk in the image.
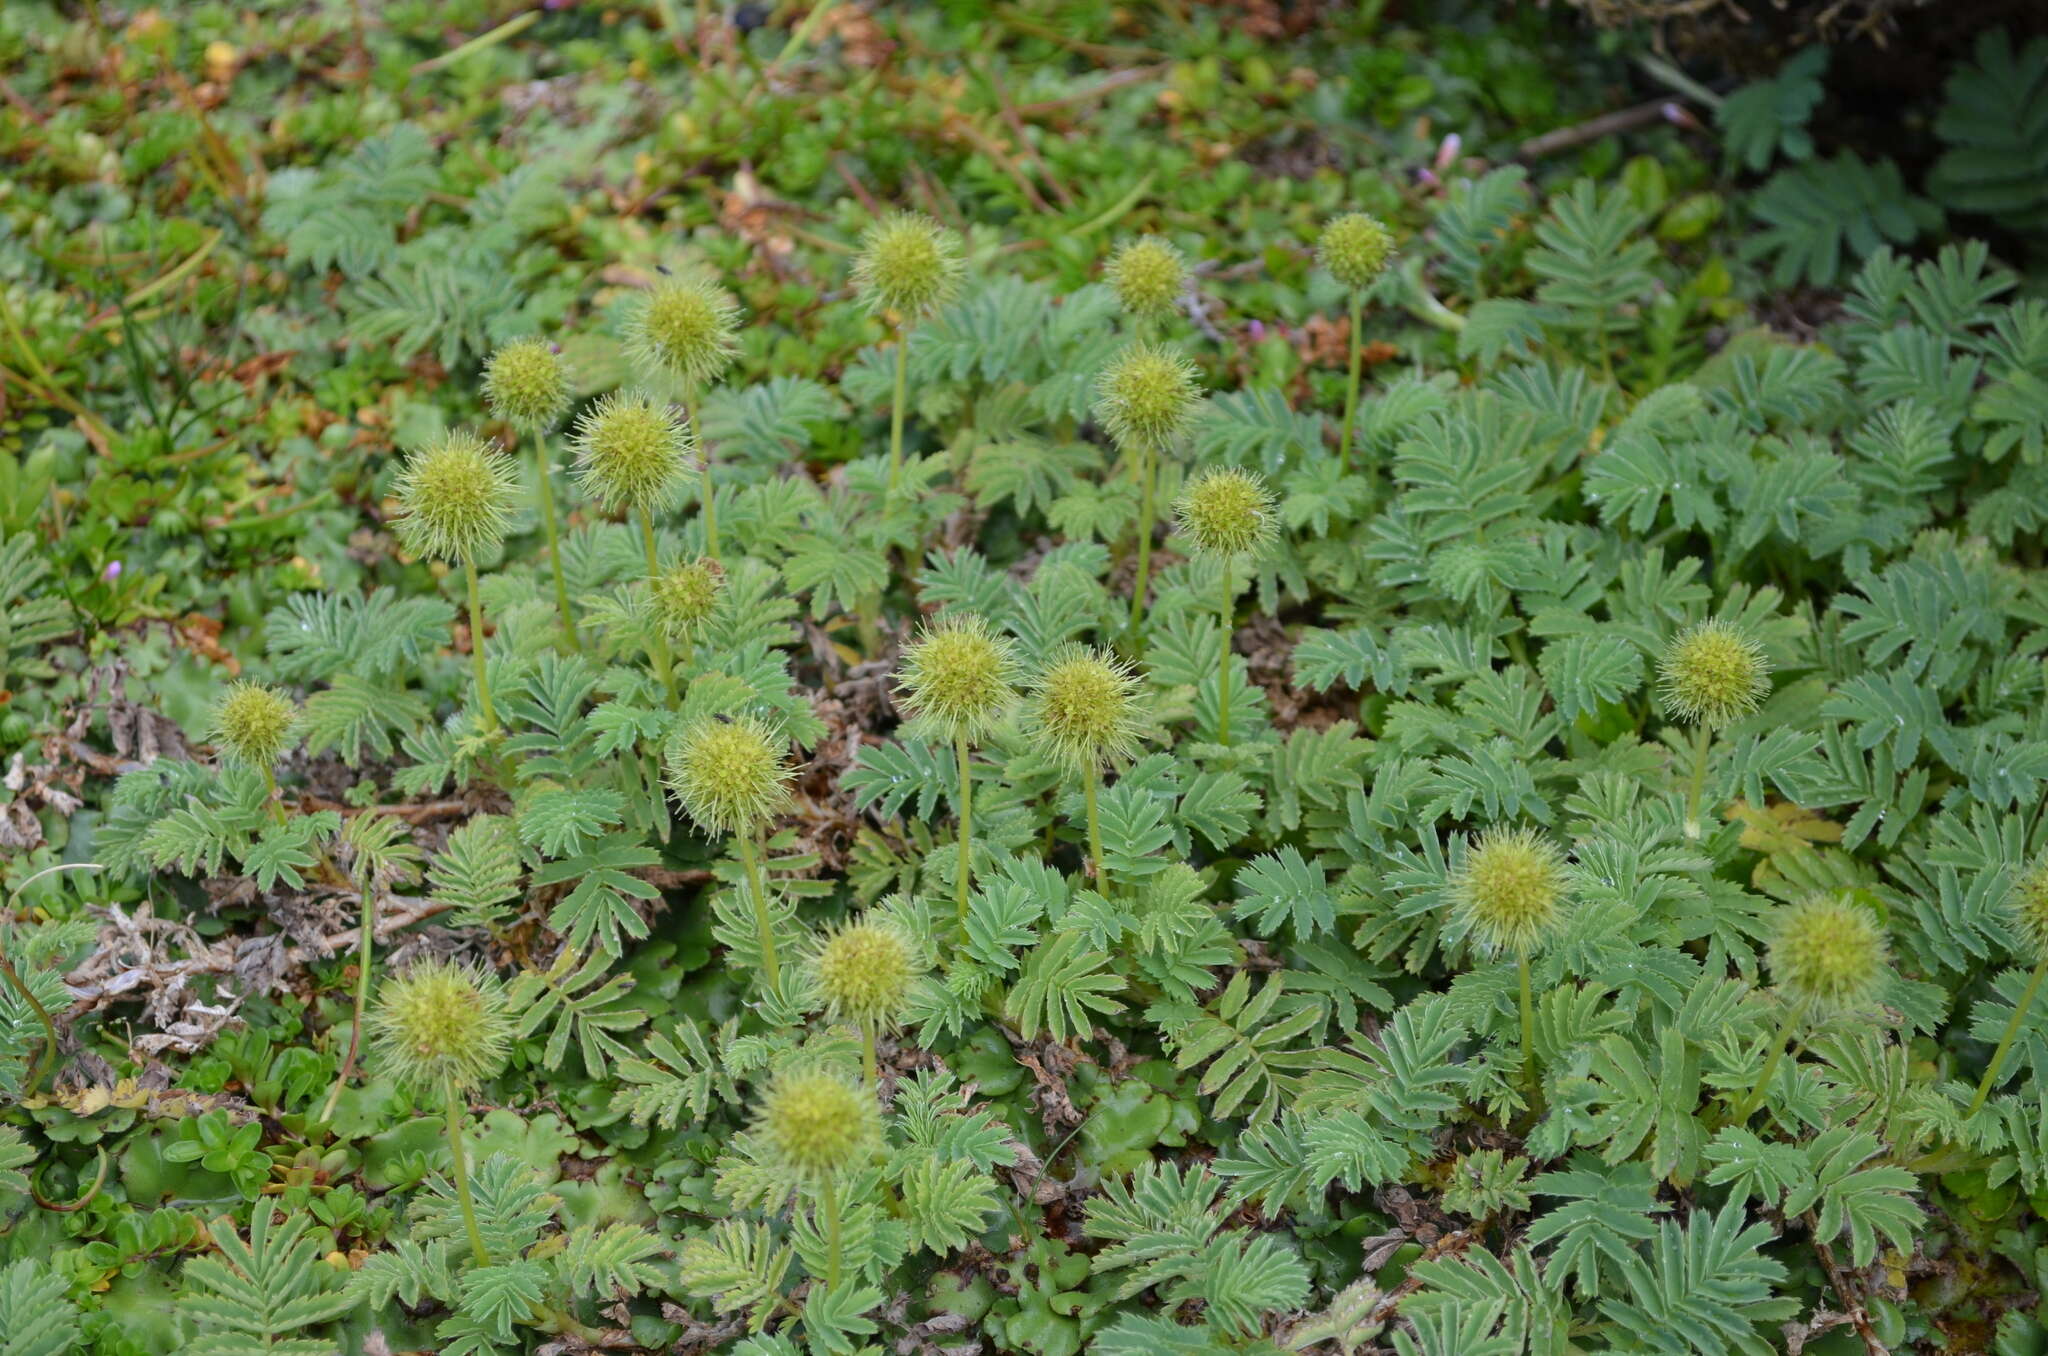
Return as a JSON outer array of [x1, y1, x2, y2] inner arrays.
[[637, 509, 679, 708], [532, 430, 580, 649], [861, 1022, 878, 1094], [1083, 764, 1105, 895], [1337, 290, 1364, 474], [1729, 997, 1809, 1125], [885, 325, 910, 496], [955, 730, 974, 927], [819, 1171, 844, 1289], [462, 557, 497, 733], [1681, 724, 1712, 839], [737, 830, 780, 989], [1127, 442, 1157, 641], [320, 889, 376, 1123], [1217, 564, 1233, 746], [1519, 954, 1537, 1092], [3, 863, 101, 1091], [1969, 952, 2048, 1116], [446, 1074, 489, 1267]]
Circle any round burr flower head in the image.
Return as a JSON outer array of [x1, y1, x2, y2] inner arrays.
[[210, 681, 299, 769], [1658, 619, 1771, 730], [853, 211, 964, 320], [810, 915, 922, 1029], [570, 391, 694, 516], [1026, 645, 1144, 774], [649, 557, 725, 640], [1767, 895, 1889, 1012], [1107, 236, 1187, 322], [2010, 857, 2048, 960], [1095, 342, 1203, 452], [894, 614, 1021, 744], [482, 338, 570, 434], [367, 958, 513, 1095], [665, 713, 794, 837], [1174, 466, 1277, 559], [393, 430, 519, 563], [1317, 212, 1397, 290], [756, 1065, 882, 1183], [627, 272, 741, 389], [1452, 826, 1568, 957]]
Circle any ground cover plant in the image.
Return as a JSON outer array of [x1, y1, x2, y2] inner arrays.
[[5, 2, 2048, 1353]]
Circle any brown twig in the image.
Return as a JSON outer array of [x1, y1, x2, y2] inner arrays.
[[1515, 100, 1696, 161], [1807, 1212, 1889, 1356]]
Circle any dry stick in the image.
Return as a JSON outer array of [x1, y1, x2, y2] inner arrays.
[[1515, 100, 1682, 161]]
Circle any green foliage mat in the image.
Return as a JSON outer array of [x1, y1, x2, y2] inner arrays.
[[4, 2, 2048, 1354]]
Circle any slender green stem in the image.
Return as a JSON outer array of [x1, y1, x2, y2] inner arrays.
[[1218, 563, 1233, 747], [1729, 997, 1809, 1125], [263, 767, 287, 827], [1128, 441, 1156, 640], [1519, 953, 1537, 1091], [532, 431, 580, 650], [445, 1074, 489, 1267], [885, 324, 910, 497], [1969, 952, 2048, 1116], [321, 890, 377, 1122], [462, 557, 497, 733], [819, 1171, 844, 1290], [861, 1022, 878, 1094], [737, 830, 780, 989], [637, 510, 679, 708], [1083, 764, 1104, 894], [4, 863, 101, 1091], [1682, 724, 1712, 839], [955, 729, 975, 927], [686, 392, 720, 563], [1338, 290, 1363, 474]]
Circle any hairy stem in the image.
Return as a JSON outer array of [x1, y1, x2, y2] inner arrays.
[[862, 1022, 878, 1094], [1218, 563, 1233, 747], [1519, 953, 1537, 1092], [820, 1170, 844, 1290], [446, 1074, 489, 1267], [1084, 764, 1105, 895], [688, 393, 720, 563], [1729, 997, 1809, 1125], [463, 556, 497, 733], [1682, 723, 1712, 839], [955, 729, 976, 927], [320, 889, 377, 1122], [532, 430, 580, 650], [1127, 441, 1156, 642], [737, 829, 780, 989], [638, 509, 679, 708], [885, 323, 909, 497], [1338, 290, 1364, 475], [1969, 952, 2048, 1116]]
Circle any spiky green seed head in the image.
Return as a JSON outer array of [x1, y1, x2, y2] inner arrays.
[[393, 430, 519, 564], [894, 614, 1021, 744], [1095, 342, 1202, 452], [1658, 619, 1771, 730], [2010, 858, 2048, 960], [1174, 466, 1277, 559], [628, 273, 740, 389], [367, 959, 513, 1095], [1767, 896, 1888, 1012], [570, 391, 693, 516], [665, 714, 793, 836], [810, 916, 921, 1029], [650, 557, 725, 640], [1317, 212, 1396, 290], [1107, 236, 1187, 322], [1026, 645, 1144, 774], [482, 338, 570, 434], [210, 681, 299, 769], [756, 1066, 881, 1182], [1453, 826, 1568, 957], [853, 212, 964, 320]]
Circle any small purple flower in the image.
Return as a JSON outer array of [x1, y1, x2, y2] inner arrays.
[[1435, 133, 1462, 172], [101, 560, 122, 583], [1247, 319, 1266, 342]]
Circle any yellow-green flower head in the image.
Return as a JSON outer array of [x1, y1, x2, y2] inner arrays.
[[1317, 212, 1397, 290], [628, 273, 741, 389], [1107, 236, 1187, 322], [366, 958, 513, 1095], [894, 614, 1021, 744], [853, 212, 964, 320], [2010, 857, 2048, 961], [393, 430, 519, 563], [665, 714, 794, 836], [482, 338, 570, 434], [1095, 342, 1203, 452], [571, 391, 694, 516], [1026, 645, 1144, 774], [650, 557, 725, 640], [1453, 826, 1568, 957], [756, 1066, 881, 1183], [1174, 466, 1277, 559], [1767, 895, 1888, 1012], [1658, 619, 1771, 730], [210, 681, 299, 769], [810, 916, 921, 1029]]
